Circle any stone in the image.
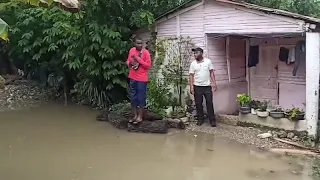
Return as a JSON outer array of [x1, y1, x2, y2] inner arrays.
[[287, 132, 295, 139], [277, 131, 287, 138], [257, 132, 272, 139], [292, 136, 300, 142], [167, 118, 181, 128], [127, 120, 168, 134], [179, 117, 189, 123]]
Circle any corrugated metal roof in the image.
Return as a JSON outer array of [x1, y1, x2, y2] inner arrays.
[[156, 0, 320, 24]]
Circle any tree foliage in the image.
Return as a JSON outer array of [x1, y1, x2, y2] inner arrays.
[[1, 0, 319, 108], [0, 0, 189, 108], [245, 0, 320, 18]]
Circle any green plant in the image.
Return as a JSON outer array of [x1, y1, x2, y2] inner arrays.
[[285, 107, 305, 120], [258, 100, 268, 111], [236, 94, 251, 107], [146, 79, 170, 110], [249, 100, 260, 109], [160, 37, 194, 108], [1, 0, 190, 108], [270, 106, 284, 112], [170, 106, 186, 118]]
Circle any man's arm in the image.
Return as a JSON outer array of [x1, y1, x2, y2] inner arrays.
[[189, 62, 195, 94], [209, 60, 217, 91], [126, 49, 134, 67], [135, 50, 151, 70], [210, 70, 216, 85]]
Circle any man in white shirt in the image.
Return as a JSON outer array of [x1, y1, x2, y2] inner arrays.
[[189, 47, 217, 127]]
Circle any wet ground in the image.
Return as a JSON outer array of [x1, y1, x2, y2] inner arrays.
[[0, 103, 316, 180]]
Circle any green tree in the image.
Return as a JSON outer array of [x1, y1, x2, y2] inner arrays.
[[245, 0, 320, 18], [0, 0, 190, 108]]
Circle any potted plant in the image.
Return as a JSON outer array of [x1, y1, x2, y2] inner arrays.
[[236, 94, 251, 114], [285, 107, 305, 121], [249, 100, 260, 115], [269, 106, 284, 119], [256, 100, 269, 118]]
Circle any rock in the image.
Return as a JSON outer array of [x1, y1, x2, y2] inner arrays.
[[127, 120, 168, 134], [257, 132, 272, 139], [287, 132, 295, 139], [167, 118, 181, 128], [96, 110, 108, 121], [180, 117, 189, 123], [277, 130, 287, 138], [292, 136, 300, 142], [167, 118, 186, 129], [108, 111, 129, 129]]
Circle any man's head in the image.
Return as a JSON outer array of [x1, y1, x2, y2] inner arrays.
[[192, 47, 204, 61], [135, 37, 143, 51]]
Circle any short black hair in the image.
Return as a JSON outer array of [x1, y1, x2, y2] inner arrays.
[[192, 47, 203, 53], [135, 36, 142, 42]]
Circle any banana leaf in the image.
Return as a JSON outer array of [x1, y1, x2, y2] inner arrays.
[[0, 18, 8, 41]]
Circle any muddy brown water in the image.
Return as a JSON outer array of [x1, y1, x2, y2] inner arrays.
[[0, 103, 316, 180]]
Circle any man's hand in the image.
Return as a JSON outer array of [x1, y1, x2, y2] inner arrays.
[[190, 86, 194, 95], [133, 55, 140, 61], [211, 83, 217, 92]]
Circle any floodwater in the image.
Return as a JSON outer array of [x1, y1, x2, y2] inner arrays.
[[0, 103, 316, 180]]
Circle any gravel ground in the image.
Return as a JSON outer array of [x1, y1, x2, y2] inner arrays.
[[0, 80, 52, 111], [186, 122, 294, 149]]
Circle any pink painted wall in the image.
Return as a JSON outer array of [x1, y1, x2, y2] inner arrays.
[[207, 36, 247, 114], [135, 0, 307, 114], [204, 1, 304, 34], [249, 37, 306, 110]]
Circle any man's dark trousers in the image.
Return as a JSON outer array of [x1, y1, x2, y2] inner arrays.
[[194, 85, 216, 126]]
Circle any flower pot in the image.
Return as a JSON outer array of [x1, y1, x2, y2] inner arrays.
[[269, 111, 284, 119], [284, 112, 305, 121], [292, 113, 305, 121], [239, 106, 251, 114], [251, 108, 257, 115], [256, 111, 269, 118]]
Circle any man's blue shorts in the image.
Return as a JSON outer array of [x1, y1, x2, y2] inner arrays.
[[130, 79, 147, 108]]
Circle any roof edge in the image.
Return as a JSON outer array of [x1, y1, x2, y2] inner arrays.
[[155, 0, 320, 24], [155, 0, 202, 21]]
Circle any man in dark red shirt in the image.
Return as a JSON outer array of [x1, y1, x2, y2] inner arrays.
[[126, 37, 152, 124]]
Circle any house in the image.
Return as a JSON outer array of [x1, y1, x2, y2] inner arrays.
[[135, 0, 320, 136]]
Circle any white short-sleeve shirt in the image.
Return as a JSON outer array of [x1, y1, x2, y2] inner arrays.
[[189, 58, 214, 86]]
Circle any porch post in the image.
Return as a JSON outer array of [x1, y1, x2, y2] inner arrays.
[[306, 32, 320, 136]]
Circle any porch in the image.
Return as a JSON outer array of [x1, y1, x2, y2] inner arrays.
[[206, 33, 319, 134]]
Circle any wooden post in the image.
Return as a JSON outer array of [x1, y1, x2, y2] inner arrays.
[[226, 36, 231, 83], [306, 32, 320, 136]]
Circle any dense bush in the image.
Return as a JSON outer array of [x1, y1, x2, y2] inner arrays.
[[0, 0, 189, 108]]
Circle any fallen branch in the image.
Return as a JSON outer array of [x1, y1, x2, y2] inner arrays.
[[273, 137, 313, 150], [269, 148, 320, 157]]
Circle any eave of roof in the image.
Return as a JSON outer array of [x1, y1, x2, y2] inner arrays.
[[155, 0, 202, 21], [155, 0, 320, 24]]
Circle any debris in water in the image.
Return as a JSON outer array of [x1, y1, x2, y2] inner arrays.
[[193, 134, 197, 137]]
